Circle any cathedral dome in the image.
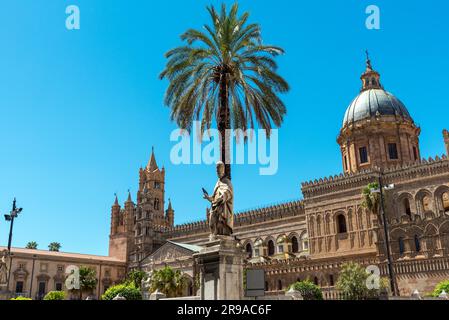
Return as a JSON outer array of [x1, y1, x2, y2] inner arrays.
[[342, 88, 413, 127], [337, 53, 421, 175], [342, 52, 414, 128]]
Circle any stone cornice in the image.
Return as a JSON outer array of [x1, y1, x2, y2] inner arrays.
[[302, 155, 449, 199]]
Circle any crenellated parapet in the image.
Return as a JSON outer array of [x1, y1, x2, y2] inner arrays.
[[164, 200, 304, 238], [301, 155, 449, 199]]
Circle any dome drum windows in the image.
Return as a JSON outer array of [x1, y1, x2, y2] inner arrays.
[[388, 143, 399, 160], [359, 146, 369, 164]]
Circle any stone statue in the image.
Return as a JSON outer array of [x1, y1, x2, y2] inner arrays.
[[0, 250, 8, 285], [203, 161, 234, 237]]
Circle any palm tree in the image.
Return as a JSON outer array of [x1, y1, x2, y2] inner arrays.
[[48, 242, 61, 252], [160, 3, 289, 179], [26, 241, 38, 249], [361, 182, 381, 215], [149, 266, 186, 298]]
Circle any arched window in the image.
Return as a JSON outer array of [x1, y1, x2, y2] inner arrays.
[[267, 240, 275, 256], [422, 195, 432, 212], [136, 224, 142, 236], [404, 198, 412, 216], [246, 243, 253, 258], [442, 192, 449, 213], [398, 237, 405, 255], [291, 236, 299, 253], [296, 277, 301, 283], [414, 235, 421, 252], [313, 277, 319, 286], [329, 274, 334, 287], [265, 281, 269, 291], [154, 198, 160, 211], [337, 214, 347, 234], [277, 280, 282, 291]]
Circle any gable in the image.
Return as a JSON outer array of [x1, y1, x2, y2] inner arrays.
[[141, 241, 201, 266]]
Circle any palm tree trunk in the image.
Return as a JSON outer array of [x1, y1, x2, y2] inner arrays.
[[218, 71, 231, 180]]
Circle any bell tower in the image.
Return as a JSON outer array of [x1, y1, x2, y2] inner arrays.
[[128, 148, 172, 268]]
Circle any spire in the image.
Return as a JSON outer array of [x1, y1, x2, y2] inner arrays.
[[126, 189, 133, 203], [113, 193, 119, 206], [360, 50, 382, 91], [167, 198, 173, 211], [147, 146, 158, 171]]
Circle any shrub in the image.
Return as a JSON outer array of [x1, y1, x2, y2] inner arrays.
[[432, 280, 449, 297], [44, 291, 66, 300], [10, 296, 32, 300], [101, 284, 142, 300], [289, 280, 323, 300], [336, 262, 387, 300]]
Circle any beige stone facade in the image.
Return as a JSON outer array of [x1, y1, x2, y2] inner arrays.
[[0, 247, 126, 300]]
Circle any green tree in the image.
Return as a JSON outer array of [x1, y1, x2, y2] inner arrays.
[[125, 270, 147, 289], [432, 280, 449, 297], [149, 266, 186, 298], [361, 182, 380, 215], [26, 241, 38, 249], [48, 242, 61, 252], [336, 262, 387, 300], [160, 2, 289, 179], [79, 266, 98, 299], [44, 291, 66, 300], [289, 280, 323, 300], [102, 283, 142, 300]]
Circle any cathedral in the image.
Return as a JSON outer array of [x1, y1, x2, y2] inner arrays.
[[107, 56, 449, 297], [4, 56, 447, 300]]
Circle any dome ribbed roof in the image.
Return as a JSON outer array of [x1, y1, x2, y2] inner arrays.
[[342, 88, 413, 127]]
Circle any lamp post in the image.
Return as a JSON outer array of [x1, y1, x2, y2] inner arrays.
[[371, 175, 398, 296], [4, 198, 23, 295], [4, 198, 23, 253]]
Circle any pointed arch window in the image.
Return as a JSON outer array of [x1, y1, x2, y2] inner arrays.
[[267, 240, 275, 256], [154, 198, 160, 211], [414, 235, 421, 252], [337, 214, 347, 234], [246, 243, 253, 258], [398, 237, 405, 255], [404, 198, 412, 216], [291, 236, 299, 253]]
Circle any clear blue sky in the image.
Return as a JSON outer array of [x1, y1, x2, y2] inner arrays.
[[1, 0, 448, 256]]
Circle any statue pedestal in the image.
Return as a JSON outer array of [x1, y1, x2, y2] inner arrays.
[[194, 236, 244, 300]]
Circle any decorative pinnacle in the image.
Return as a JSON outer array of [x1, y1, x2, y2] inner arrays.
[[365, 50, 373, 71]]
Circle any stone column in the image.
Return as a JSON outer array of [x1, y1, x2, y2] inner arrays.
[[194, 236, 245, 300]]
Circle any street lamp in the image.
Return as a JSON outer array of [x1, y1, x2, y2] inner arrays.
[[371, 176, 398, 296], [4, 198, 23, 253]]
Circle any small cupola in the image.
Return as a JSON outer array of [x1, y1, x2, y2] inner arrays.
[[360, 51, 382, 91]]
